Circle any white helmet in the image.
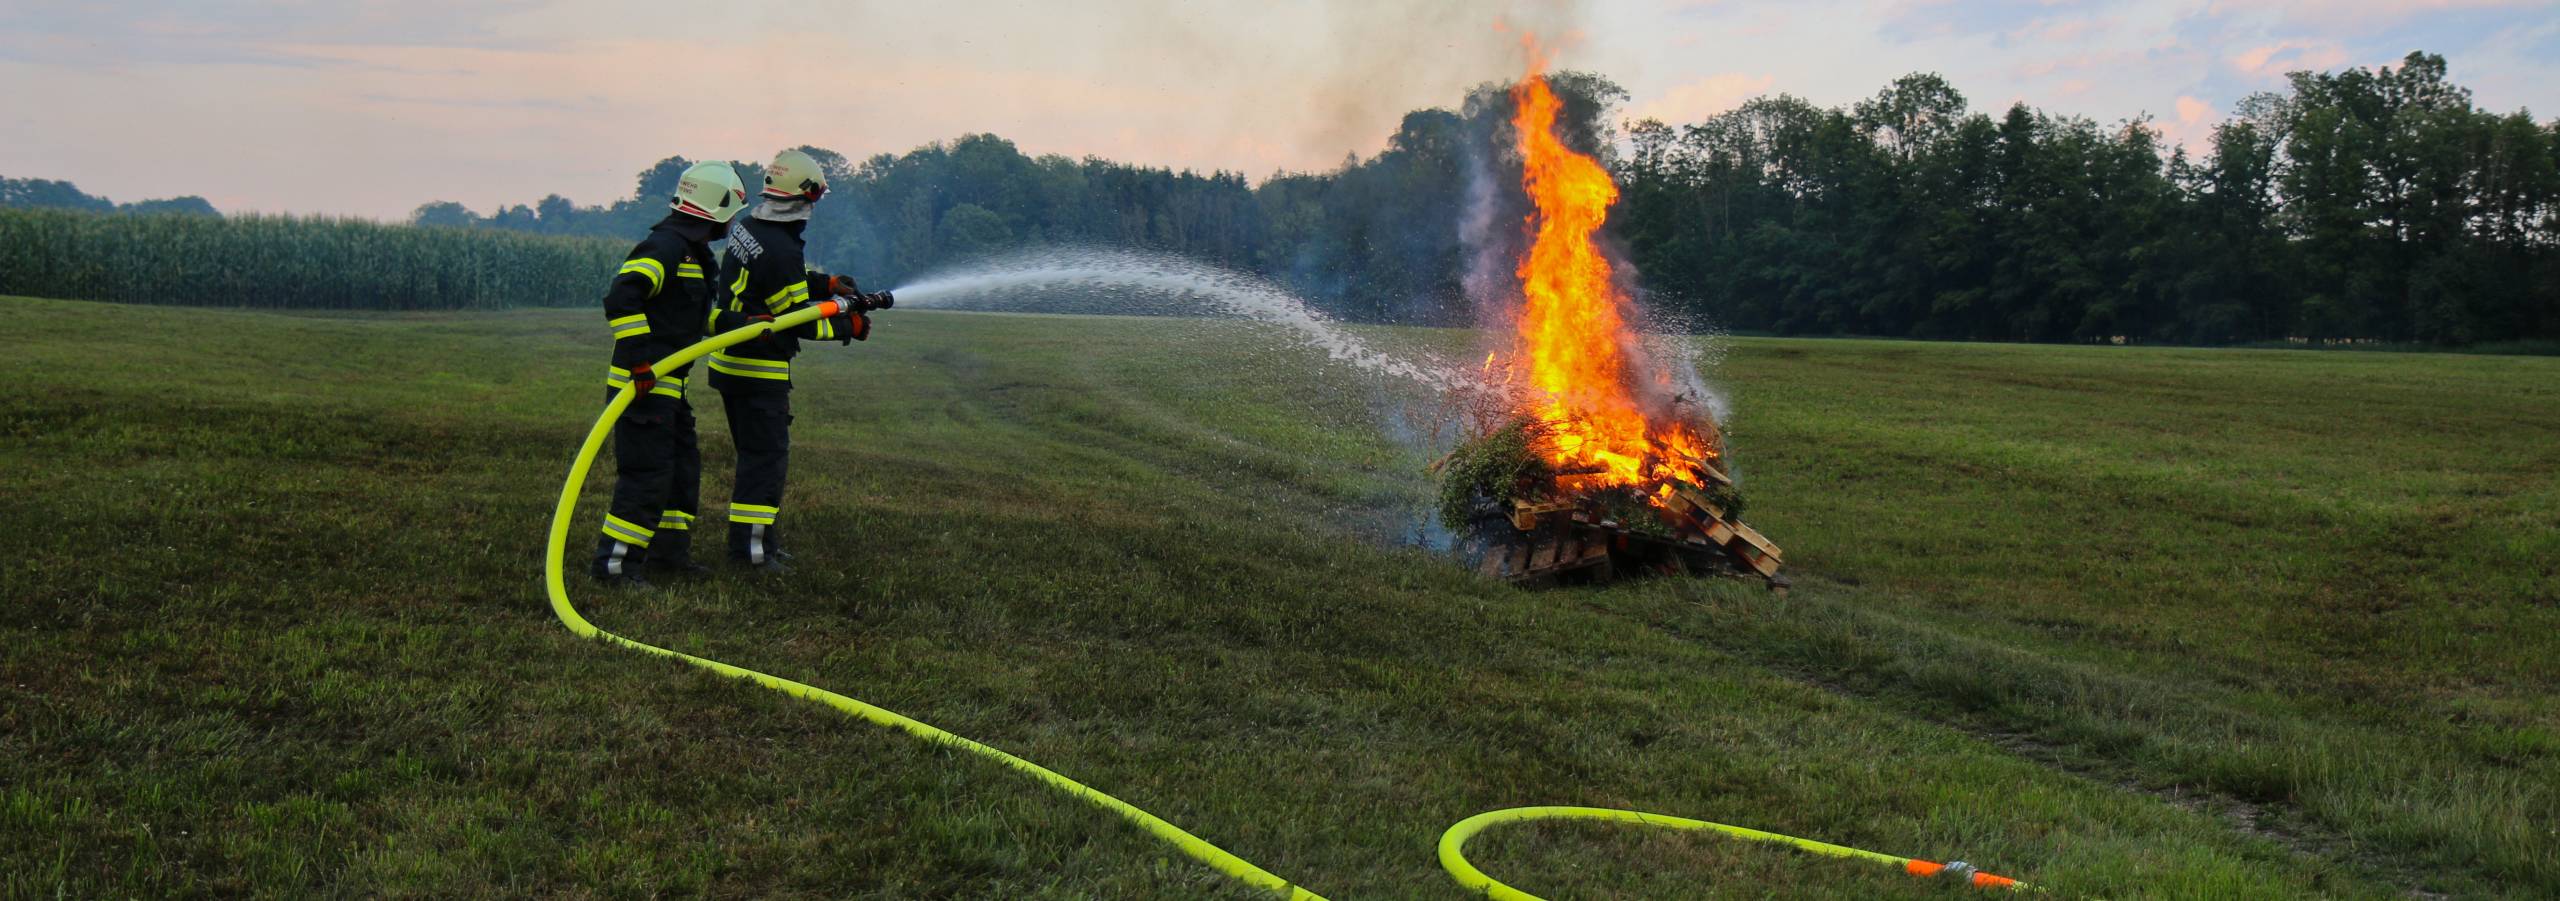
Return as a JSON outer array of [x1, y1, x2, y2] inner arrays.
[[763, 149, 829, 201], [670, 161, 747, 223]]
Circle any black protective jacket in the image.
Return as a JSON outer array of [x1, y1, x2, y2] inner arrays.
[[706, 215, 850, 393], [602, 212, 723, 392]]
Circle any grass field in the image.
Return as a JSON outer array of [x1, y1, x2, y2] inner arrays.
[[4, 296, 2555, 898]]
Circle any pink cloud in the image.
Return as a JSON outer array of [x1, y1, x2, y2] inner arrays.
[[2204, 0, 2549, 27], [1629, 72, 1779, 125], [2157, 95, 2221, 150], [2230, 38, 2351, 77]]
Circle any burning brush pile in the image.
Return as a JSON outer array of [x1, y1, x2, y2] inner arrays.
[[1434, 58, 1783, 589]]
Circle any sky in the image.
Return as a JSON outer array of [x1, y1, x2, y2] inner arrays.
[[3, 0, 2554, 220]]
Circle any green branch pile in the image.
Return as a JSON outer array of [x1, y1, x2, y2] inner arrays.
[[1434, 418, 1555, 531]]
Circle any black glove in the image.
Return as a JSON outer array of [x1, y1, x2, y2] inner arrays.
[[842, 311, 871, 342], [828, 274, 862, 298]]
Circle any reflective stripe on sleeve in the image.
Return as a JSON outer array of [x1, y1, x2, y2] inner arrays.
[[618, 258, 666, 296], [609, 313, 651, 339], [765, 281, 811, 312]]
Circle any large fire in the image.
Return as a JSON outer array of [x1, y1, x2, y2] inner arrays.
[[1501, 49, 1716, 498]]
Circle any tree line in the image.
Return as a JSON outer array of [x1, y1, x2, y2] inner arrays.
[[1620, 53, 2558, 345], [6, 51, 2552, 346], [0, 177, 220, 219], [406, 51, 2557, 346]]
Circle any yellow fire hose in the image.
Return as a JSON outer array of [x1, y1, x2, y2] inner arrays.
[[543, 299, 2025, 898]]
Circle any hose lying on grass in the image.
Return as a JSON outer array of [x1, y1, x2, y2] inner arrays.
[[541, 299, 2025, 899]]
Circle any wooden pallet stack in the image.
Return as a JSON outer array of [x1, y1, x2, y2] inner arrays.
[[1474, 463, 1786, 590]]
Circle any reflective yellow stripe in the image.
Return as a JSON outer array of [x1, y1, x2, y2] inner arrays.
[[730, 502, 779, 525], [708, 351, 792, 381], [677, 262, 706, 279], [600, 513, 655, 546], [657, 510, 695, 531], [605, 366, 633, 389], [618, 259, 666, 297], [765, 281, 810, 312], [813, 318, 835, 341], [609, 313, 651, 339], [727, 269, 750, 309]]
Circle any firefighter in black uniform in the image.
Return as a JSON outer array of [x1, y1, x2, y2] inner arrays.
[[591, 161, 748, 587], [707, 149, 873, 572]]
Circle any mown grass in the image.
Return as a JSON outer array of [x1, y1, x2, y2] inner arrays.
[[3, 297, 2553, 898]]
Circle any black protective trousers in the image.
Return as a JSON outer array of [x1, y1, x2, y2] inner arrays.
[[718, 387, 791, 562], [591, 389, 702, 576]]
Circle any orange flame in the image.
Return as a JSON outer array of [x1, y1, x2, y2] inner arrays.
[[1503, 43, 1713, 494]]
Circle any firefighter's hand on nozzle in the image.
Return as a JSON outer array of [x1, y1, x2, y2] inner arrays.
[[629, 362, 655, 396], [829, 274, 862, 298]]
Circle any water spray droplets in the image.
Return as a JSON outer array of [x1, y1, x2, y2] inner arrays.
[[894, 248, 1465, 391]]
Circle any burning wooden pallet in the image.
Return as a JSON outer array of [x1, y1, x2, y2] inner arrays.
[[1473, 464, 1786, 591]]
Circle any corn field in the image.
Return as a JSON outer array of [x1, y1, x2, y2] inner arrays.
[[0, 208, 626, 309]]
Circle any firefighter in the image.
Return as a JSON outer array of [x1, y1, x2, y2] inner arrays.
[[591, 160, 748, 587], [707, 149, 873, 573]]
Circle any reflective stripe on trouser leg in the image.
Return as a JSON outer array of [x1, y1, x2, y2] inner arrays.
[[729, 505, 779, 565], [600, 514, 655, 546]]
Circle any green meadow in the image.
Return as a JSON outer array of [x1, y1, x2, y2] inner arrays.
[[4, 297, 2553, 897]]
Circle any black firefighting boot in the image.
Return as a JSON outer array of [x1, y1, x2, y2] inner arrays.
[[727, 521, 790, 575], [590, 535, 656, 590], [645, 528, 713, 579]]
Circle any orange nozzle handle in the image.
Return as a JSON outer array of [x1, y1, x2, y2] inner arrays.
[[1906, 860, 2021, 889]]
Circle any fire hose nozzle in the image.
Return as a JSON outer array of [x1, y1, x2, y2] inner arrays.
[[855, 290, 894, 312]]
